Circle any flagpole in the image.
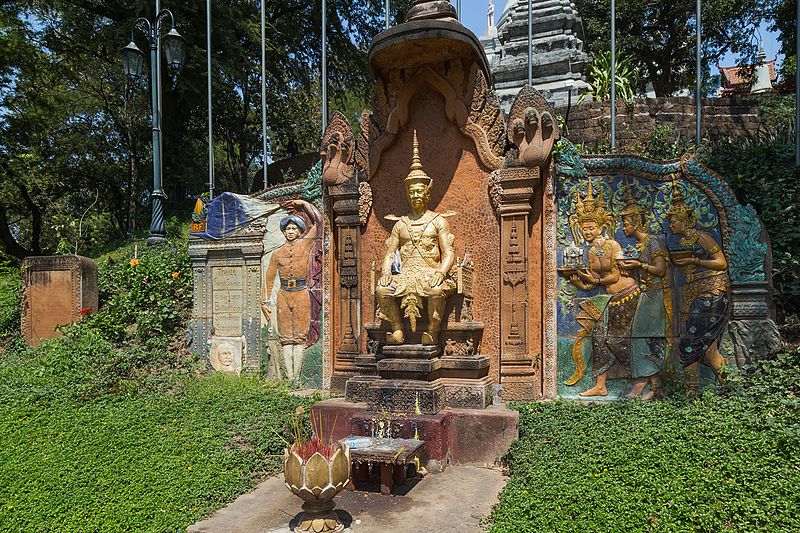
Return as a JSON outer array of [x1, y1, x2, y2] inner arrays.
[[527, 0, 532, 85], [155, 0, 164, 195], [322, 0, 328, 135], [696, 0, 702, 147], [386, 0, 390, 29], [207, 0, 215, 199], [610, 0, 616, 152], [262, 0, 268, 189]]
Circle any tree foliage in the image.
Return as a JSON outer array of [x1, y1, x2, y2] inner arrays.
[[0, 0, 400, 262], [574, 0, 769, 96]]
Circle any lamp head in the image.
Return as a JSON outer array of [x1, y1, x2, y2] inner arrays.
[[162, 27, 186, 73], [121, 40, 145, 81]]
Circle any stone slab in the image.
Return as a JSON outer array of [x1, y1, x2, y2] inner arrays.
[[187, 465, 507, 533], [20, 255, 98, 346], [376, 358, 441, 381], [439, 355, 490, 379], [381, 344, 440, 359]]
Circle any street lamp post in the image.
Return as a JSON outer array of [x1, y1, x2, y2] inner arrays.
[[121, 10, 186, 245]]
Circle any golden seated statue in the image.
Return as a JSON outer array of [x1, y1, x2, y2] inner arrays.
[[376, 131, 457, 345]]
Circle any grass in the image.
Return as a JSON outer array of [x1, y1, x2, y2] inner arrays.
[[488, 352, 800, 533], [0, 374, 314, 531]]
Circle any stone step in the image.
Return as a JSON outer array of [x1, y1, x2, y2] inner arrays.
[[382, 344, 441, 359]]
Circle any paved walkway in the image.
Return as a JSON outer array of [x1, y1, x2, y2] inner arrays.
[[188, 466, 507, 533]]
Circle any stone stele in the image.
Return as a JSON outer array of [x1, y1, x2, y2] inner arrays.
[[21, 255, 98, 346]]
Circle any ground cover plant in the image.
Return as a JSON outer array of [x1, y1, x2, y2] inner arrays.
[[0, 375, 315, 531], [0, 224, 318, 530], [488, 351, 800, 532]]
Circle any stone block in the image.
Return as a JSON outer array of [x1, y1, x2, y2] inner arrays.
[[439, 355, 490, 379], [377, 358, 442, 380], [367, 379, 445, 415], [345, 375, 381, 403], [441, 377, 494, 409], [21, 255, 98, 346]]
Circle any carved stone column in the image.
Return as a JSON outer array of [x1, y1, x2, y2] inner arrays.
[[494, 85, 558, 400], [329, 183, 362, 392], [492, 167, 541, 399], [321, 111, 365, 393]]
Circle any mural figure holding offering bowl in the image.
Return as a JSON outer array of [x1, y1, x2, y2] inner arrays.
[[377, 131, 457, 345], [667, 183, 729, 392], [567, 179, 640, 397], [617, 189, 670, 400], [261, 199, 322, 380]]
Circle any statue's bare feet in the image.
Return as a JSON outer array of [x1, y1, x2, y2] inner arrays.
[[579, 385, 608, 397], [386, 330, 404, 344], [641, 390, 657, 402], [421, 331, 438, 345], [624, 379, 648, 399]]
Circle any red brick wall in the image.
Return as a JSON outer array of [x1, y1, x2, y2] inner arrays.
[[557, 97, 765, 148]]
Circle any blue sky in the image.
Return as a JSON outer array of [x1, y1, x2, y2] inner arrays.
[[454, 0, 783, 68]]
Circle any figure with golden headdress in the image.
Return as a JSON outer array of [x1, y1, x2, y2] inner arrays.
[[617, 188, 671, 400], [565, 179, 640, 397], [666, 181, 729, 392], [376, 131, 457, 345]]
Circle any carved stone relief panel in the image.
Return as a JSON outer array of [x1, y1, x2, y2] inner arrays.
[[507, 85, 559, 169], [321, 111, 355, 187]]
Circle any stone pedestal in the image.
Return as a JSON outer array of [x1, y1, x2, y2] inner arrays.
[[313, 398, 519, 471], [21, 255, 98, 346], [723, 281, 781, 369], [346, 340, 493, 415]]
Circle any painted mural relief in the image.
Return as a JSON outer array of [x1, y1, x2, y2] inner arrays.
[[187, 2, 779, 404], [261, 199, 322, 383], [554, 143, 770, 400], [188, 164, 324, 388]]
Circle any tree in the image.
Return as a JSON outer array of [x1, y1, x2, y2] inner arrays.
[[574, 0, 768, 96], [0, 0, 399, 261]]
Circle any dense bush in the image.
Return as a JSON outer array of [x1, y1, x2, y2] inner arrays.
[[488, 350, 800, 533], [0, 263, 20, 339], [0, 221, 196, 403]]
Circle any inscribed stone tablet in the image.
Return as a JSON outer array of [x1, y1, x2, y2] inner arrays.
[[213, 291, 243, 314], [212, 267, 243, 290], [214, 313, 242, 336]]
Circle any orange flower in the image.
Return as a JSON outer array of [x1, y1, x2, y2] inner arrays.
[[172, 271, 180, 279], [130, 258, 139, 267]]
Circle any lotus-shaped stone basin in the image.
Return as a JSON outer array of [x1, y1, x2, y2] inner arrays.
[[284, 445, 351, 533]]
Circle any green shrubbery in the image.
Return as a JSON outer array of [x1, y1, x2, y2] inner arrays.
[[489, 350, 800, 532], [0, 219, 198, 402], [0, 263, 20, 339], [0, 221, 321, 530]]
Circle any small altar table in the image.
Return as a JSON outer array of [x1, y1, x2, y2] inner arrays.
[[344, 436, 425, 495]]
